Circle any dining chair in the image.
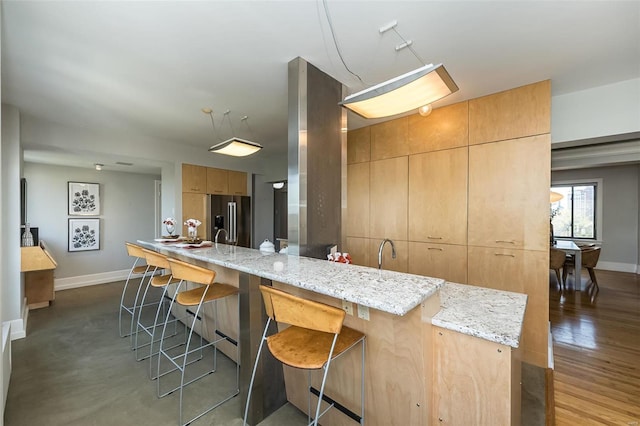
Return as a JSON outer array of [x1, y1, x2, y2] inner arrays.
[[563, 246, 601, 295], [549, 248, 566, 291]]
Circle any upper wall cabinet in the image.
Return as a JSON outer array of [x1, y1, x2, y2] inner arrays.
[[468, 80, 551, 145], [347, 127, 371, 164], [468, 134, 550, 251], [409, 147, 468, 245], [206, 167, 229, 195], [408, 101, 469, 154], [182, 164, 207, 193], [370, 117, 409, 161], [228, 170, 248, 196]]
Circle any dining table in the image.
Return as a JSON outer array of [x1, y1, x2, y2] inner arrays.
[[553, 240, 583, 290]]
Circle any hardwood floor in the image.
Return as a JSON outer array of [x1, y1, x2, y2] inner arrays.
[[550, 269, 640, 425]]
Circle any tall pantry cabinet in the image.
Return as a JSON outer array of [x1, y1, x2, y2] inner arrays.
[[345, 80, 551, 368]]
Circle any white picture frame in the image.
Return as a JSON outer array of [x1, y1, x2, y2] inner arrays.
[[68, 218, 100, 252], [68, 181, 100, 215]]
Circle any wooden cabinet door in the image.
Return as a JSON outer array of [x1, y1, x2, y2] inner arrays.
[[228, 170, 247, 195], [469, 80, 551, 145], [467, 246, 548, 367], [206, 167, 229, 195], [432, 327, 514, 426], [370, 117, 409, 161], [409, 147, 468, 245], [468, 135, 550, 251], [346, 162, 369, 238], [369, 156, 408, 241], [182, 193, 208, 238], [408, 101, 469, 154], [182, 164, 207, 193], [408, 241, 467, 283]]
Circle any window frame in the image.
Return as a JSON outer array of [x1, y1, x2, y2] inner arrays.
[[551, 178, 603, 243]]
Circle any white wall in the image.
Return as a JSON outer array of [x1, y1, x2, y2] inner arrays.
[[23, 163, 159, 284], [552, 164, 639, 273], [552, 78, 640, 144], [1, 105, 24, 339]]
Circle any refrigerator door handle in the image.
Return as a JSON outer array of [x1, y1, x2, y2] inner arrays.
[[228, 201, 237, 243]]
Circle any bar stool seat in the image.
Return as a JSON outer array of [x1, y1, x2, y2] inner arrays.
[[244, 285, 366, 426], [157, 257, 240, 426], [119, 242, 153, 338]]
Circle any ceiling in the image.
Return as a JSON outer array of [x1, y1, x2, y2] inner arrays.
[[2, 1, 639, 174]]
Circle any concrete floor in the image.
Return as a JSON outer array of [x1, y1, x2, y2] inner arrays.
[[4, 279, 545, 425], [4, 280, 307, 426]]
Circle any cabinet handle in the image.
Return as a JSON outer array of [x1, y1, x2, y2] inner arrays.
[[428, 247, 443, 251], [494, 253, 515, 257], [495, 240, 515, 244], [428, 236, 443, 240]]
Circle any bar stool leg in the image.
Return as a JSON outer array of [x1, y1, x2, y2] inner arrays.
[[133, 266, 159, 354], [157, 279, 185, 397], [149, 282, 179, 380], [243, 318, 272, 426], [119, 261, 150, 337]]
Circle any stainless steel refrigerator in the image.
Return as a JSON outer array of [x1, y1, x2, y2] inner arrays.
[[207, 195, 251, 247]]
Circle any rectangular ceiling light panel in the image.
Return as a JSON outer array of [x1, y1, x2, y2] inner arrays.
[[340, 63, 459, 119]]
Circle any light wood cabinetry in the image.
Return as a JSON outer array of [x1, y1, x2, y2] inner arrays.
[[432, 327, 519, 425], [182, 193, 208, 237], [228, 170, 248, 195], [408, 101, 469, 154], [206, 167, 229, 195], [409, 148, 468, 245], [469, 80, 551, 145], [467, 246, 548, 367], [370, 117, 409, 161], [408, 242, 467, 283], [468, 134, 550, 251], [346, 162, 369, 238], [182, 164, 207, 193], [369, 156, 408, 241], [21, 242, 57, 309], [347, 127, 371, 164]]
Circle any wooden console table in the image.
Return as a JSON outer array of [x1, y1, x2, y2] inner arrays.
[[21, 241, 57, 309]]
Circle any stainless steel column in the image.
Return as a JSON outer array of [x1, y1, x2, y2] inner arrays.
[[288, 57, 347, 259], [239, 274, 286, 425]]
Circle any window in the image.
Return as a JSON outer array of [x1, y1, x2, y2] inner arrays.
[[551, 183, 597, 239]]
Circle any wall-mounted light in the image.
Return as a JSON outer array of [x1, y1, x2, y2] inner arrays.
[[272, 182, 285, 190], [94, 163, 103, 171]]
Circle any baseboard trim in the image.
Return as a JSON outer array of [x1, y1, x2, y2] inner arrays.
[[8, 298, 28, 341], [545, 368, 556, 426], [596, 261, 638, 274], [2, 321, 11, 410], [54, 269, 131, 291]]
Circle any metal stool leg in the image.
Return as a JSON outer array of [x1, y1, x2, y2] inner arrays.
[[119, 260, 150, 338], [243, 319, 272, 426]]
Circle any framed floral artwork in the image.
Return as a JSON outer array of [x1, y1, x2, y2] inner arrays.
[[68, 182, 100, 215], [68, 218, 100, 252]]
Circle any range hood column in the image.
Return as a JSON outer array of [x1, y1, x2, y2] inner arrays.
[[287, 57, 347, 259]]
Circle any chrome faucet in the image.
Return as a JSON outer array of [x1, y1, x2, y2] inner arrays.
[[378, 238, 396, 269], [214, 228, 228, 244]]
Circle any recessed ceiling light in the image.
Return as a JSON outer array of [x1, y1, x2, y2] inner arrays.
[[94, 163, 103, 171]]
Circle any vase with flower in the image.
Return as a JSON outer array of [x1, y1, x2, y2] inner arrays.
[[184, 218, 202, 242], [163, 217, 176, 236]]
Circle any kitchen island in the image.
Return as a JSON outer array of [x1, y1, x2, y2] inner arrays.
[[138, 240, 527, 425]]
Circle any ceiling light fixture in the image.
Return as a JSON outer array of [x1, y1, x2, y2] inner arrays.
[[333, 18, 458, 119], [94, 163, 103, 171], [205, 109, 263, 157]]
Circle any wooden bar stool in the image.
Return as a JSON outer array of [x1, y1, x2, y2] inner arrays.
[[133, 248, 181, 367], [243, 285, 366, 426], [119, 242, 153, 338], [157, 257, 240, 426]]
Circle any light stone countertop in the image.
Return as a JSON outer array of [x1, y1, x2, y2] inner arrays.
[[432, 282, 528, 348], [138, 241, 445, 316], [138, 241, 527, 347]]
